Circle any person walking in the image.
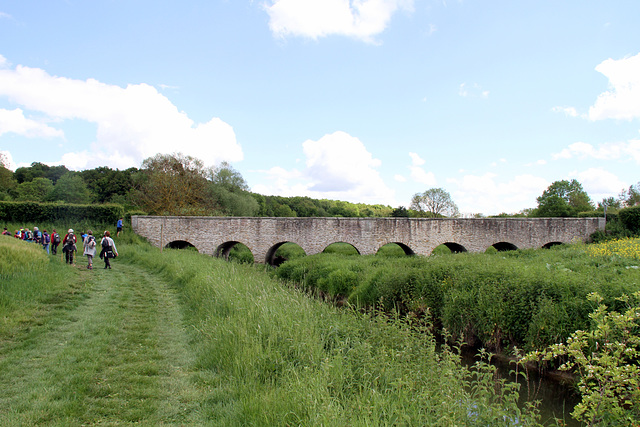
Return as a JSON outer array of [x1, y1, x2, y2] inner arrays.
[[42, 229, 50, 254], [83, 230, 97, 269], [99, 231, 118, 269], [116, 217, 123, 237], [62, 229, 77, 265], [51, 229, 61, 255]]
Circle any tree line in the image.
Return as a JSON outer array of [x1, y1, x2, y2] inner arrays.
[[1, 152, 638, 222], [0, 153, 393, 218]]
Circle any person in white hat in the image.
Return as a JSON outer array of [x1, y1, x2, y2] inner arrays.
[[62, 229, 77, 265]]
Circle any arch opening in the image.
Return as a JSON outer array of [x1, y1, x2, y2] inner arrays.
[[323, 242, 361, 256], [266, 242, 306, 267], [215, 241, 255, 264], [432, 242, 468, 255], [492, 242, 518, 252], [542, 242, 563, 249], [165, 240, 197, 251], [377, 242, 415, 257]]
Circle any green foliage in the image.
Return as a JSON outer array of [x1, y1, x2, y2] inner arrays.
[[410, 187, 460, 218], [257, 195, 393, 218], [15, 177, 54, 201], [79, 166, 137, 204], [0, 201, 124, 224], [535, 179, 594, 217], [0, 165, 16, 200], [619, 206, 640, 235], [524, 292, 640, 426], [118, 244, 541, 425], [48, 172, 91, 204], [13, 162, 69, 184], [275, 245, 640, 352]]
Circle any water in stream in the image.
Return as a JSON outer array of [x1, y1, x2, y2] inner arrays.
[[461, 350, 581, 426]]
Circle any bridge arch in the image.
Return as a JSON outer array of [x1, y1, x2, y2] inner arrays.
[[443, 242, 468, 254], [323, 242, 361, 256], [491, 241, 518, 252], [165, 240, 197, 250], [542, 241, 563, 249], [265, 241, 307, 266], [377, 242, 415, 256], [215, 241, 254, 261]]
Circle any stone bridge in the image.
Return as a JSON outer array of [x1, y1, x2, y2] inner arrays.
[[131, 216, 604, 265]]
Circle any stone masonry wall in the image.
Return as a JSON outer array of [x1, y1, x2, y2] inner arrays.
[[131, 216, 605, 264]]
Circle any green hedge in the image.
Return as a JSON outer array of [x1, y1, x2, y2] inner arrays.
[[274, 246, 640, 352], [0, 201, 124, 224], [619, 205, 640, 235]]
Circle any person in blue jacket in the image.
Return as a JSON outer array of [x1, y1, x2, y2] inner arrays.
[[116, 217, 123, 237]]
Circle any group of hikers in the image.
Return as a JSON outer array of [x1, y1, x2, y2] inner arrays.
[[2, 217, 123, 270]]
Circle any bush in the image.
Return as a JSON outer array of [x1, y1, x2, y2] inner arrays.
[[0, 201, 124, 225], [619, 205, 640, 235]]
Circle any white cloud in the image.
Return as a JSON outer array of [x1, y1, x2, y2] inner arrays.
[[0, 108, 64, 138], [407, 152, 436, 186], [0, 62, 243, 170], [459, 82, 489, 98], [449, 173, 549, 215], [552, 140, 640, 163], [0, 150, 16, 170], [264, 0, 413, 42], [253, 131, 396, 204], [0, 54, 8, 68], [570, 167, 627, 202], [589, 52, 640, 121], [552, 106, 583, 118], [394, 174, 407, 182]]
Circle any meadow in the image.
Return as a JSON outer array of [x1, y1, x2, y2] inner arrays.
[[273, 239, 640, 353], [0, 232, 547, 426]]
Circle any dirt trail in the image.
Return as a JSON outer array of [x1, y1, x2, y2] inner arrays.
[[0, 262, 207, 425]]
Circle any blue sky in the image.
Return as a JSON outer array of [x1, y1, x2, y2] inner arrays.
[[1, 1, 639, 215]]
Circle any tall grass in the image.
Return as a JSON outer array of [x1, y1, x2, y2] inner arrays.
[[119, 242, 544, 425], [274, 243, 640, 353], [0, 236, 81, 335]]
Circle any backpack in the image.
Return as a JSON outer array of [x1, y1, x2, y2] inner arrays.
[[25, 230, 33, 240], [53, 233, 61, 244], [102, 238, 111, 249], [87, 236, 96, 249], [65, 233, 76, 247], [43, 233, 50, 244]]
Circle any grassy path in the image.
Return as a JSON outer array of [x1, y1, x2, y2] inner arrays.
[[0, 262, 207, 425]]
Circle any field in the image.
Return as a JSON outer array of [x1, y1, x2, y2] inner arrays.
[[274, 239, 640, 353], [1, 232, 548, 426]]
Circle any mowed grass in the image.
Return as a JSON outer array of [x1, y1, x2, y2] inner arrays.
[[1, 234, 545, 426]]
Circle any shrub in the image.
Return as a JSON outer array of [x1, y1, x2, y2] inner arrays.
[[0, 201, 123, 224], [619, 206, 640, 235]]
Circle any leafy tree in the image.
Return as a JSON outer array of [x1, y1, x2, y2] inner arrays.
[[207, 185, 259, 216], [598, 196, 622, 211], [391, 206, 410, 217], [273, 203, 296, 217], [49, 172, 91, 204], [80, 166, 137, 203], [132, 153, 220, 215], [410, 188, 459, 218], [15, 177, 54, 201], [207, 161, 249, 192], [620, 182, 640, 207], [0, 160, 16, 201], [14, 162, 69, 184], [535, 179, 593, 217]]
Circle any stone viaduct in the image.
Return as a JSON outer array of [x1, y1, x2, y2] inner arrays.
[[131, 216, 605, 265]]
